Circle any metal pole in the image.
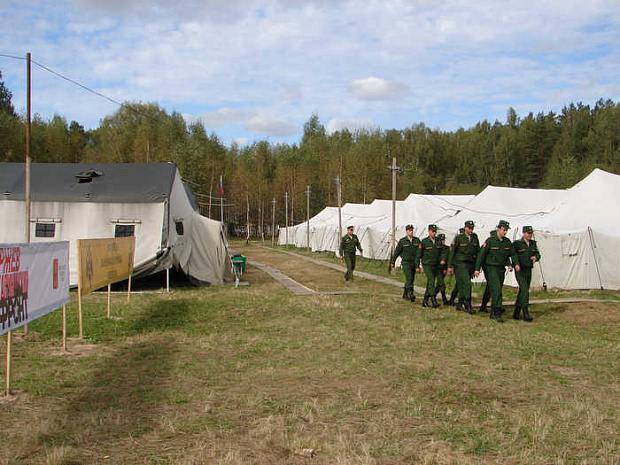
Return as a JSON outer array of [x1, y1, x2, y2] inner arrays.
[[285, 192, 289, 247], [390, 156, 397, 262], [306, 184, 310, 253], [271, 198, 276, 247], [337, 176, 343, 244]]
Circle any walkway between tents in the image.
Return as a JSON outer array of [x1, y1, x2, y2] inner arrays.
[[247, 245, 619, 306]]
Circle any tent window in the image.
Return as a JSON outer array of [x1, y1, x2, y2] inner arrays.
[[561, 235, 579, 256], [35, 223, 56, 238], [115, 225, 135, 237], [175, 220, 184, 236]]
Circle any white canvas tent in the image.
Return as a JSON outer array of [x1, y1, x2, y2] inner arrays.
[[280, 169, 620, 290], [279, 194, 475, 260], [436, 169, 620, 290], [0, 163, 233, 287]]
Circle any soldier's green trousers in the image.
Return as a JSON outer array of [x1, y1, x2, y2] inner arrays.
[[436, 268, 447, 293], [515, 267, 532, 308], [481, 266, 490, 308], [344, 253, 357, 281], [402, 260, 416, 292], [455, 262, 475, 299], [486, 265, 507, 310], [424, 265, 439, 297]]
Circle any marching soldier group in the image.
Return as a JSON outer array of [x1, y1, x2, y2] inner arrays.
[[340, 220, 541, 323]]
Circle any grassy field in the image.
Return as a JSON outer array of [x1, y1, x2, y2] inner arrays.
[[1, 240, 618, 464]]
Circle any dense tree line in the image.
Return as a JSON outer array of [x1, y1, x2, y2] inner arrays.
[[1, 72, 618, 232]]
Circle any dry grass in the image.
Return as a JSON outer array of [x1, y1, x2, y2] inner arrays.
[[0, 242, 618, 464]]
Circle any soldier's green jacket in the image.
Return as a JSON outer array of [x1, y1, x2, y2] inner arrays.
[[390, 236, 421, 264], [438, 243, 450, 269], [420, 236, 445, 266], [448, 232, 480, 266], [513, 238, 541, 268], [475, 235, 516, 270], [340, 233, 363, 256]]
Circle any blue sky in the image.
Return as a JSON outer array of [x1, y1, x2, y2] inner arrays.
[[1, 0, 618, 146]]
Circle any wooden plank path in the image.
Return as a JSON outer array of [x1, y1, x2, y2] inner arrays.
[[246, 259, 316, 296]]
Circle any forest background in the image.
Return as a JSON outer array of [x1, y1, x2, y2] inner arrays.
[[1, 70, 618, 233]]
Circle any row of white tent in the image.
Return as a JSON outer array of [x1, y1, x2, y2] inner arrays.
[[279, 169, 620, 290]]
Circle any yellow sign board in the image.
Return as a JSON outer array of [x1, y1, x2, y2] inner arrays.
[[77, 237, 135, 295]]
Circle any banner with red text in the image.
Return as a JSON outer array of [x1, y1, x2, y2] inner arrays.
[[1, 242, 70, 335]]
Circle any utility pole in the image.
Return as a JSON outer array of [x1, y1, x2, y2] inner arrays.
[[271, 198, 276, 247], [306, 184, 311, 253], [284, 192, 289, 247], [335, 176, 342, 243], [25, 52, 31, 244], [388, 156, 402, 267]]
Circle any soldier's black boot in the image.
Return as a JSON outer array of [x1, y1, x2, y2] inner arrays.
[[441, 291, 449, 305], [456, 298, 463, 311], [491, 308, 504, 323], [513, 305, 522, 320], [522, 306, 534, 322], [448, 289, 457, 306], [422, 296, 430, 308], [464, 299, 475, 314], [402, 288, 409, 300], [431, 295, 440, 308], [410, 291, 416, 303]]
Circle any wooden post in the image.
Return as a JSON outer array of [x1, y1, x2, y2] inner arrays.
[[127, 273, 132, 303], [77, 242, 84, 339], [306, 185, 310, 253], [62, 305, 66, 354], [107, 283, 111, 318], [5, 331, 11, 395], [271, 198, 276, 247]]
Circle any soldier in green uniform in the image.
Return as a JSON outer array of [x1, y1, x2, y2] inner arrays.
[[447, 227, 464, 306], [390, 224, 421, 302], [339, 225, 363, 281], [420, 224, 443, 308], [513, 225, 541, 322], [435, 233, 450, 305], [448, 221, 479, 314], [475, 220, 517, 323], [478, 229, 497, 313]]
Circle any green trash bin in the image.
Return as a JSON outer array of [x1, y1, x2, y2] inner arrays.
[[232, 256, 246, 275]]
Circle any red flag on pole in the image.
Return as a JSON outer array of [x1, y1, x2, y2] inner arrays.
[[220, 175, 224, 198]]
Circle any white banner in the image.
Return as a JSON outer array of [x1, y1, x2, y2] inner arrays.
[[1, 242, 70, 335]]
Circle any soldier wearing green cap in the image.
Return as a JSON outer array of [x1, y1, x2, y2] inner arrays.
[[390, 224, 421, 302], [479, 229, 497, 313], [448, 221, 480, 314], [447, 227, 465, 306], [420, 224, 443, 308], [435, 233, 450, 304], [513, 225, 541, 322], [340, 225, 363, 281], [475, 220, 517, 322]]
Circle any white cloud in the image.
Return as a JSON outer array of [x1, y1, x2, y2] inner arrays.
[[349, 77, 409, 101], [198, 108, 256, 128], [326, 117, 375, 134], [247, 115, 299, 137]]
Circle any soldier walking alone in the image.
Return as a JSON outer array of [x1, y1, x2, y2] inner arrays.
[[390, 224, 421, 302], [340, 225, 363, 281], [513, 226, 541, 322]]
